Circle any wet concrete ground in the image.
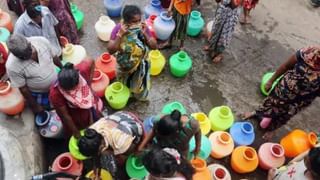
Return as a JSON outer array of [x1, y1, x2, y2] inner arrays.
[[1, 0, 320, 179]]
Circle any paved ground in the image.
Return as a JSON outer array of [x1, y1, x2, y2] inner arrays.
[[1, 0, 320, 179]]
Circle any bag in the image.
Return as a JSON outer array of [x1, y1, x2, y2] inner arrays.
[[6, 0, 24, 16]]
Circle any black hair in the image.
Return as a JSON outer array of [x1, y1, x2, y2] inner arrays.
[[78, 129, 103, 157], [156, 110, 182, 136], [196, 0, 201, 5], [23, 0, 40, 8], [309, 147, 320, 176], [122, 5, 141, 24], [58, 63, 79, 90], [26, 4, 41, 19], [142, 148, 195, 180]]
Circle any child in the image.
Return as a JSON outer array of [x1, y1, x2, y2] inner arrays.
[[240, 0, 259, 24], [138, 110, 202, 158], [160, 0, 201, 49], [268, 144, 320, 180], [143, 148, 195, 180]]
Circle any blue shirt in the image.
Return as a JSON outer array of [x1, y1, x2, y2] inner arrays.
[[14, 6, 61, 56]]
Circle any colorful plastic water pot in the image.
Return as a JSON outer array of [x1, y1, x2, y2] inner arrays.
[[86, 169, 112, 180], [144, 0, 162, 18], [169, 51, 192, 78], [209, 131, 234, 159], [258, 143, 285, 170], [126, 155, 148, 179], [104, 0, 124, 17], [146, 15, 157, 38], [95, 52, 117, 80], [229, 121, 255, 146], [0, 27, 10, 42], [148, 50, 166, 76], [209, 106, 234, 131], [70, 3, 84, 30], [189, 135, 212, 160], [52, 152, 83, 180], [260, 72, 282, 96], [208, 164, 231, 180], [0, 81, 25, 115], [35, 110, 64, 139], [191, 158, 211, 180], [161, 101, 187, 115], [191, 112, 211, 135], [105, 82, 130, 110], [91, 69, 110, 97], [187, 11, 205, 37], [0, 9, 13, 32], [62, 43, 87, 65], [68, 130, 89, 160], [95, 15, 116, 42], [153, 11, 176, 40], [231, 146, 259, 174], [280, 129, 318, 158]]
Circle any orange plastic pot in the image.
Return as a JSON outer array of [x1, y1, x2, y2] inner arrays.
[[91, 69, 110, 97], [0, 9, 13, 32], [95, 52, 117, 80], [191, 158, 211, 180], [52, 152, 83, 180], [280, 129, 318, 158], [209, 131, 234, 159], [231, 146, 259, 174], [0, 81, 25, 115]]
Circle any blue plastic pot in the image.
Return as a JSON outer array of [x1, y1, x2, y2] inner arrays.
[[229, 122, 255, 146]]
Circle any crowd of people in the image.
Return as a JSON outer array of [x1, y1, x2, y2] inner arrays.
[[2, 0, 320, 179]]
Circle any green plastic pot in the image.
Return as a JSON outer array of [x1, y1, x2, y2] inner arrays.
[[209, 106, 234, 131], [187, 11, 205, 37], [188, 135, 212, 160], [71, 3, 84, 30], [169, 51, 192, 78], [161, 101, 187, 115], [0, 27, 10, 42], [54, 60, 67, 73], [260, 72, 282, 96], [105, 82, 130, 109], [68, 130, 89, 160], [126, 155, 147, 179]]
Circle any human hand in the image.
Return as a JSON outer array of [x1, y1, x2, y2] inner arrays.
[[265, 80, 273, 92], [141, 22, 148, 35], [118, 24, 129, 37], [73, 130, 81, 139], [167, 9, 173, 17], [193, 147, 200, 158]]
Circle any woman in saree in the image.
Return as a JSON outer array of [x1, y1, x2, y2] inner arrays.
[[204, 0, 241, 63], [244, 46, 320, 140], [108, 5, 157, 101], [40, 0, 80, 44]]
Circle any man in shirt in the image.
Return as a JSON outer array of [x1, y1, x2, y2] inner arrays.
[[14, 0, 61, 56], [5, 34, 62, 114]]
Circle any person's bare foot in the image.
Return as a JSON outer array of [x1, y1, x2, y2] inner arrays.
[[203, 45, 210, 51], [158, 41, 172, 50], [262, 131, 274, 141], [240, 111, 256, 119], [240, 17, 249, 24], [212, 54, 223, 63], [179, 46, 185, 51]]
